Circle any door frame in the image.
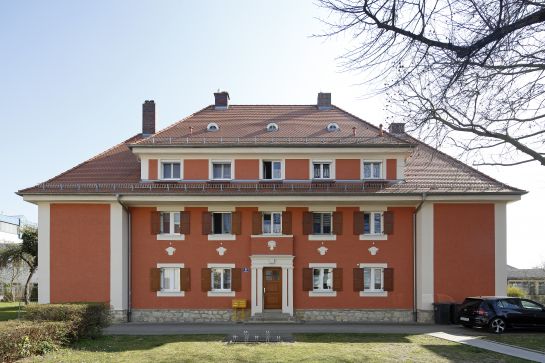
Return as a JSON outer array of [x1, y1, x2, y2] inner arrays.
[[250, 255, 294, 316]]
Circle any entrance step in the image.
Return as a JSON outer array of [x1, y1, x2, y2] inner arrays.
[[249, 311, 297, 323]]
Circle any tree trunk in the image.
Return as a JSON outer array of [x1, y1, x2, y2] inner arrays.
[[23, 267, 35, 305]]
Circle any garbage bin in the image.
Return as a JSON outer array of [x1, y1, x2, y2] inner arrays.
[[433, 303, 451, 324], [449, 303, 462, 324]]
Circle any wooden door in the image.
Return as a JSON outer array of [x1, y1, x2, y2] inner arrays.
[[263, 267, 282, 309]]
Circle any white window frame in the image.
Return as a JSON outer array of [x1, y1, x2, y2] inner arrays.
[[365, 212, 383, 235], [311, 161, 334, 180], [261, 160, 284, 180], [308, 263, 337, 297], [262, 212, 282, 235], [207, 263, 236, 297], [359, 263, 388, 297], [210, 160, 233, 180], [157, 263, 184, 297], [160, 160, 182, 180], [156, 210, 185, 241], [210, 212, 233, 235], [311, 212, 333, 235], [362, 160, 384, 180]]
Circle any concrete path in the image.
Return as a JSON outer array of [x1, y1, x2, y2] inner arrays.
[[429, 332, 545, 362]]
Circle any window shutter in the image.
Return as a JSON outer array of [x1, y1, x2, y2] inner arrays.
[[150, 268, 161, 292], [333, 212, 343, 235], [383, 268, 394, 292], [333, 268, 343, 291], [232, 268, 242, 292], [282, 211, 292, 235], [201, 268, 212, 292], [302, 268, 313, 291], [180, 212, 190, 234], [232, 212, 242, 235], [383, 211, 394, 235], [252, 212, 262, 235], [353, 268, 364, 291], [150, 211, 161, 235], [353, 211, 365, 235], [202, 212, 212, 235], [302, 212, 313, 235], [180, 268, 191, 291]]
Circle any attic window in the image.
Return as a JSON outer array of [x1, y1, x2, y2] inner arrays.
[[207, 122, 220, 132], [326, 123, 340, 132], [266, 123, 279, 132]]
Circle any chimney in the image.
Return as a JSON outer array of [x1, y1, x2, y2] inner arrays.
[[317, 92, 332, 110], [388, 123, 405, 134], [142, 100, 155, 135], [214, 91, 230, 109]]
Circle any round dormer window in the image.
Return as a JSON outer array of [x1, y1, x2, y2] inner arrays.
[[327, 122, 340, 132], [207, 122, 220, 132], [266, 123, 279, 132]]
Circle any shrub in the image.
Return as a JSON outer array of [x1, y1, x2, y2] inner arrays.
[[0, 320, 72, 362], [24, 303, 110, 340], [507, 285, 526, 298]]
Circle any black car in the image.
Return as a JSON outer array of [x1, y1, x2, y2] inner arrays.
[[458, 296, 545, 333]]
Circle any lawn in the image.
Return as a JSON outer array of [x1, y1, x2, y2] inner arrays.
[[0, 302, 25, 321], [480, 332, 545, 354], [22, 333, 527, 363]]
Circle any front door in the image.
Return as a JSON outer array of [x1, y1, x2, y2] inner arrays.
[[263, 267, 282, 309]]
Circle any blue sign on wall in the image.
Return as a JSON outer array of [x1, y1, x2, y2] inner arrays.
[[242, 267, 250, 272]]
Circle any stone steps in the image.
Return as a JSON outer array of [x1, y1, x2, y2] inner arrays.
[[249, 311, 297, 323]]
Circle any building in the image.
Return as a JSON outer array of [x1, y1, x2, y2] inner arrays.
[[0, 214, 23, 244], [507, 265, 545, 304], [18, 92, 524, 323]]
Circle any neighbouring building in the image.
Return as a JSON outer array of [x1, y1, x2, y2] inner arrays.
[[18, 92, 524, 323], [507, 265, 545, 304]]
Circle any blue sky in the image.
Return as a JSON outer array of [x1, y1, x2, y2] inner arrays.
[[0, 1, 543, 268]]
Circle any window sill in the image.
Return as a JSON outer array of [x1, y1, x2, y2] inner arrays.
[[208, 234, 236, 241], [157, 234, 185, 241], [207, 291, 235, 297], [251, 234, 293, 238], [309, 291, 337, 297], [308, 235, 336, 241], [359, 291, 388, 297], [157, 291, 185, 297], [359, 234, 387, 241]]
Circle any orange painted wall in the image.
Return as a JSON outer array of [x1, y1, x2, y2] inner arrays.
[[183, 159, 209, 180], [386, 159, 397, 180], [235, 159, 259, 180], [285, 159, 309, 180], [434, 203, 495, 303], [149, 159, 158, 179], [336, 159, 360, 180], [50, 204, 110, 303]]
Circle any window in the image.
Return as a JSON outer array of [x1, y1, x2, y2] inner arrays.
[[313, 162, 331, 179], [161, 162, 181, 179], [363, 212, 383, 235], [497, 299, 521, 310], [266, 123, 279, 132], [326, 122, 340, 132], [539, 282, 545, 295], [262, 161, 282, 180], [313, 268, 333, 291], [161, 267, 180, 292], [312, 213, 332, 235], [212, 162, 232, 180], [521, 299, 543, 310], [263, 212, 282, 234], [363, 161, 382, 179], [160, 212, 181, 234], [212, 212, 232, 234], [211, 268, 232, 291], [207, 122, 219, 132], [363, 267, 384, 292]]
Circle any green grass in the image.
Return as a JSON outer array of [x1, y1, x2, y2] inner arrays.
[[0, 302, 25, 321], [481, 332, 545, 353], [22, 333, 527, 362]]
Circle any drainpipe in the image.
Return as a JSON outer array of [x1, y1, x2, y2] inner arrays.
[[116, 194, 132, 323], [413, 192, 427, 323]]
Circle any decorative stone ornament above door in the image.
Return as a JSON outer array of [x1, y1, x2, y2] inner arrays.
[[267, 240, 277, 251]]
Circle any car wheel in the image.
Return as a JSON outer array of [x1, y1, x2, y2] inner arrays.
[[489, 318, 506, 334]]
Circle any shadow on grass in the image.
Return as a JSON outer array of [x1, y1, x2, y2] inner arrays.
[[421, 344, 525, 363], [294, 333, 412, 343]]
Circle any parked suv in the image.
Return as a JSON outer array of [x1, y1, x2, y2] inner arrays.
[[458, 296, 545, 333]]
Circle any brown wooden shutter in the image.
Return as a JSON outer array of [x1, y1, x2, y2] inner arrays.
[[180, 212, 190, 234], [353, 268, 364, 291], [150, 211, 161, 235], [231, 268, 242, 292], [150, 268, 161, 292], [383, 211, 394, 235], [333, 212, 343, 235], [180, 268, 191, 291], [302, 212, 313, 235], [282, 211, 292, 235], [202, 212, 212, 235], [232, 212, 242, 235], [302, 268, 313, 291], [383, 268, 394, 292], [252, 212, 262, 235], [353, 211, 365, 235], [333, 268, 343, 291], [201, 268, 211, 292]]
